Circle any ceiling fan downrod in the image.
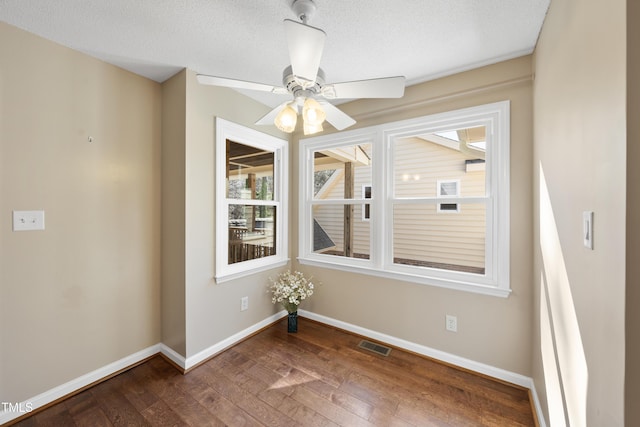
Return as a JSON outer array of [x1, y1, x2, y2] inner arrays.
[[291, 0, 316, 24]]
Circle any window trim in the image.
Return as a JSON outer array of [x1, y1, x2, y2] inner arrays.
[[215, 118, 289, 283], [298, 101, 510, 297]]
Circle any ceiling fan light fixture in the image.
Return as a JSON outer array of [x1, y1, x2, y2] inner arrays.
[[303, 121, 323, 135], [197, 0, 405, 134], [302, 97, 326, 126], [274, 103, 298, 133]]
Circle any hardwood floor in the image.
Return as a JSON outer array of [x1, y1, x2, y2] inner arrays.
[[10, 317, 536, 426]]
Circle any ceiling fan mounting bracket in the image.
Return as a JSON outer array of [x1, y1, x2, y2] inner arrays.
[[291, 0, 316, 24]]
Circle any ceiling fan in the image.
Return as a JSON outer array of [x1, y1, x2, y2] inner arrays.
[[196, 0, 406, 135]]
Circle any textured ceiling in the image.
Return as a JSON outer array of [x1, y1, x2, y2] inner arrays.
[[0, 0, 550, 107]]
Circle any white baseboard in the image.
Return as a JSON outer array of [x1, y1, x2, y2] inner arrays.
[[1, 310, 546, 427], [0, 311, 287, 425], [0, 344, 160, 425], [158, 342, 187, 370], [528, 380, 548, 427], [181, 310, 287, 370], [298, 309, 546, 426]]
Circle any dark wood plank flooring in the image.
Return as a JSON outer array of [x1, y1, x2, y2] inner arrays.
[[9, 317, 536, 426]]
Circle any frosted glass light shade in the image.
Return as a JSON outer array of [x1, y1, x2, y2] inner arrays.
[[302, 98, 326, 126], [274, 104, 298, 133]]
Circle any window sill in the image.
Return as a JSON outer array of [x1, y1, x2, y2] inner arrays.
[[216, 258, 289, 284], [297, 257, 511, 298]]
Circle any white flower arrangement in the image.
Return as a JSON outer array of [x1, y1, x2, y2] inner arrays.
[[268, 270, 315, 313]]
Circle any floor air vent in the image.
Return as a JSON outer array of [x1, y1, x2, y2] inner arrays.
[[358, 340, 392, 357]]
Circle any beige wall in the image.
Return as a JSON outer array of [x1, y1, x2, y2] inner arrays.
[[532, 0, 626, 424], [0, 23, 161, 401], [293, 56, 534, 375], [161, 70, 187, 356], [181, 70, 289, 357], [627, 1, 640, 425], [160, 69, 292, 359]]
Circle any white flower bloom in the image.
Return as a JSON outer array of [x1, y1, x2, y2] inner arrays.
[[267, 270, 317, 311]]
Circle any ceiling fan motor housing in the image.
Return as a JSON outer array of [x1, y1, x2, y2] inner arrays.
[[282, 65, 325, 100]]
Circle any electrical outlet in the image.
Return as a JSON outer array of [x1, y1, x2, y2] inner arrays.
[[241, 296, 249, 311], [445, 315, 457, 332]]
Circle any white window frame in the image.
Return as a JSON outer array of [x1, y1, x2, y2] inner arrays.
[[298, 101, 510, 297], [437, 179, 461, 213], [215, 118, 289, 283]]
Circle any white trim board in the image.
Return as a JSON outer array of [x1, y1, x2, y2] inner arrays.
[[0, 344, 160, 425], [0, 311, 288, 425], [0, 310, 545, 427], [298, 309, 547, 427], [160, 311, 289, 371], [183, 310, 287, 370]]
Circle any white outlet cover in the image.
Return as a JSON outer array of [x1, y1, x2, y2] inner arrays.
[[13, 210, 45, 231], [446, 314, 457, 332]]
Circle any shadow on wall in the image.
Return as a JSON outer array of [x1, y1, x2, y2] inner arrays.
[[538, 164, 588, 426]]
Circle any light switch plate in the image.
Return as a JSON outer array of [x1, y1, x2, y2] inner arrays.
[[13, 210, 45, 231], [583, 211, 593, 249]]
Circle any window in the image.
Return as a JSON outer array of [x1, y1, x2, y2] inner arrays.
[[309, 139, 374, 261], [216, 118, 288, 282], [299, 101, 510, 297]]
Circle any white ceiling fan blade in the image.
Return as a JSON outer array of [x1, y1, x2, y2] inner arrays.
[[255, 102, 290, 125], [284, 19, 325, 83], [320, 102, 356, 131], [324, 76, 406, 99], [196, 74, 288, 94]]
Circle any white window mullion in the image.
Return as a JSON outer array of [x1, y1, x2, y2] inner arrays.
[[369, 129, 384, 269], [380, 128, 394, 271], [299, 142, 313, 259]]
